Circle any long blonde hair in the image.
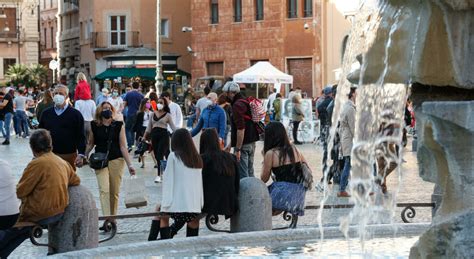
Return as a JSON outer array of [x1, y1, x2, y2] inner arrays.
[[94, 101, 116, 126], [77, 72, 87, 82]]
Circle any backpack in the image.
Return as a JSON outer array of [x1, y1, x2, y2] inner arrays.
[[241, 97, 266, 122]]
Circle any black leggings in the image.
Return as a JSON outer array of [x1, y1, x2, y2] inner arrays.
[[151, 127, 170, 176], [292, 121, 301, 143], [0, 213, 19, 230]]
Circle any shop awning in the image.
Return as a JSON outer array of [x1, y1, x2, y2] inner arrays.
[[94, 68, 191, 80], [94, 68, 156, 80]]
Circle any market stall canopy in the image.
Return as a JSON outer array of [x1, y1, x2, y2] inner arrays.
[[233, 61, 293, 84], [94, 68, 190, 80]]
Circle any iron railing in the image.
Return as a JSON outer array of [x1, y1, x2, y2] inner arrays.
[[91, 31, 141, 49]]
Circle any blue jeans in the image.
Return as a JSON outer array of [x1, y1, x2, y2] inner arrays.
[[339, 156, 351, 192], [0, 120, 5, 138], [238, 142, 256, 179], [3, 112, 13, 141], [186, 114, 196, 128], [0, 213, 63, 258], [125, 114, 137, 149], [15, 110, 29, 137]]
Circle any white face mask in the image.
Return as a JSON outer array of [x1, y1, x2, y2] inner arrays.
[[157, 103, 164, 110], [53, 94, 65, 106]]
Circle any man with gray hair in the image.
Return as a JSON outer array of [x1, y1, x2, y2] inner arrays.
[[39, 85, 86, 170], [222, 81, 259, 179], [190, 92, 227, 141], [0, 129, 80, 258]]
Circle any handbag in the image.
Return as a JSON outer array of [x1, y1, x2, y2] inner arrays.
[[89, 123, 115, 170], [124, 175, 148, 208]]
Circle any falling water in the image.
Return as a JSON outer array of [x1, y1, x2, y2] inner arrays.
[[316, 1, 420, 254]]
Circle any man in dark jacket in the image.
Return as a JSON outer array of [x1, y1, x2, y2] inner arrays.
[[222, 82, 259, 179], [39, 85, 86, 170]]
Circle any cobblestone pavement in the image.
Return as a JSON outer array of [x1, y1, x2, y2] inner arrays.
[[0, 134, 434, 258]]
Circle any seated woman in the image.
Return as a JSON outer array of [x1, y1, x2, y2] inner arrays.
[[148, 129, 203, 240], [260, 122, 312, 216], [0, 159, 20, 231]]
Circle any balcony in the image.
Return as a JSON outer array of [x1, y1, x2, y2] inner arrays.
[[0, 32, 17, 40], [91, 31, 141, 51]]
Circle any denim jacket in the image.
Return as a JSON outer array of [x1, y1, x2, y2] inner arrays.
[[191, 104, 226, 140]]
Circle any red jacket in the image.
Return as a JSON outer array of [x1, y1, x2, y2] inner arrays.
[[74, 80, 92, 101]]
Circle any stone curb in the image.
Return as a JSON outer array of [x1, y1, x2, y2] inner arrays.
[[49, 223, 429, 258]]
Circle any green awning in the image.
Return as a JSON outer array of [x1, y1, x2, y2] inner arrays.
[[94, 68, 157, 80]]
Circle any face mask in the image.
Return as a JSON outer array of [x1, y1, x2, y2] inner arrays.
[[101, 109, 113, 119], [157, 104, 164, 110], [28, 91, 33, 94], [112, 92, 118, 97], [145, 103, 151, 109], [53, 94, 65, 106]]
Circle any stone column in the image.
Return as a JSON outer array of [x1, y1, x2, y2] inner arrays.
[[48, 185, 99, 254], [410, 101, 474, 258], [231, 177, 272, 232]]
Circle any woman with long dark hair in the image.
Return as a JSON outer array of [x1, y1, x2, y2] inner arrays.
[[144, 97, 176, 183], [261, 122, 312, 216], [148, 129, 203, 240]]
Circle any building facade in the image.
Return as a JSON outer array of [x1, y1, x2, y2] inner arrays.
[[0, 0, 40, 84], [58, 0, 80, 87], [191, 0, 322, 97], [39, 0, 58, 85], [79, 0, 191, 92]]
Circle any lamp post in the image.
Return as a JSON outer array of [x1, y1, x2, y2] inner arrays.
[[155, 0, 163, 94]]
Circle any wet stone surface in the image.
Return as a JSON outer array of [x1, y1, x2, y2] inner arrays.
[[0, 134, 434, 258]]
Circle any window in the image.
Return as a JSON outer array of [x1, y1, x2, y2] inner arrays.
[[255, 0, 264, 20], [43, 28, 47, 48], [303, 0, 312, 17], [51, 27, 54, 48], [288, 0, 297, 18], [109, 15, 126, 46], [43, 0, 46, 9], [160, 19, 169, 38], [50, 0, 53, 8], [3, 59, 17, 75], [206, 61, 224, 76], [234, 0, 242, 22], [210, 0, 219, 24], [86, 20, 92, 40]]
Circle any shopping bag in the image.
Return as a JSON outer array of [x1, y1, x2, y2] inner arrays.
[[124, 176, 148, 208]]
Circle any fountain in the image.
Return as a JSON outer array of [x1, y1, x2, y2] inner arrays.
[[328, 0, 473, 258], [41, 1, 473, 257]]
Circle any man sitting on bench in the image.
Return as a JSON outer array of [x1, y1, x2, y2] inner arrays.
[[0, 129, 80, 258]]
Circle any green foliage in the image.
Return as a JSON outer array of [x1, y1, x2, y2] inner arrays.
[[5, 63, 48, 86]]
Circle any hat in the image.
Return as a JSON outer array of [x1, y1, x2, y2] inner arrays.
[[222, 81, 240, 93], [323, 86, 332, 95], [5, 87, 13, 94], [101, 88, 109, 94]]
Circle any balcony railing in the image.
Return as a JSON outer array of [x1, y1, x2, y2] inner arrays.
[[91, 31, 141, 49], [0, 32, 17, 39]]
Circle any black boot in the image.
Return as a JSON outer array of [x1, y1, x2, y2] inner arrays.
[[148, 220, 160, 241], [186, 226, 199, 237], [160, 227, 171, 240]]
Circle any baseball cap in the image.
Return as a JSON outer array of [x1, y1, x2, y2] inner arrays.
[[222, 81, 240, 93]]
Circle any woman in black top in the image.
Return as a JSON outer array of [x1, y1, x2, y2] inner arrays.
[[261, 122, 309, 216], [85, 101, 136, 226]]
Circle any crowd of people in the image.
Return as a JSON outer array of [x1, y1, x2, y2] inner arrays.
[[0, 73, 416, 255]]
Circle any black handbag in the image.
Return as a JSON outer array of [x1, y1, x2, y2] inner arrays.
[[89, 123, 115, 170]]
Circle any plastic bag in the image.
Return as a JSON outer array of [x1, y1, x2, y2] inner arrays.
[[124, 175, 148, 209]]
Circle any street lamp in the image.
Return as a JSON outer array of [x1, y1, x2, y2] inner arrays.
[[155, 0, 163, 94]]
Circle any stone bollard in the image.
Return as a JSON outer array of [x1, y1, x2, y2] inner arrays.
[[48, 185, 99, 254], [230, 177, 272, 232]]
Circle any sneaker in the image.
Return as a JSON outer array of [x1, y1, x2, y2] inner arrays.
[[154, 176, 162, 183], [1, 140, 10, 145], [315, 182, 325, 192], [337, 191, 351, 197]]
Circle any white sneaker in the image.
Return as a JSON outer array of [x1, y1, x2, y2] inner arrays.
[[154, 176, 162, 183]]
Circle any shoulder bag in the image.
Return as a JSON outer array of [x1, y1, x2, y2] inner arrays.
[[89, 122, 115, 170]]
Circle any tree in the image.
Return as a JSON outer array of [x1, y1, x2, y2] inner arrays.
[[27, 64, 48, 86], [5, 64, 29, 86]]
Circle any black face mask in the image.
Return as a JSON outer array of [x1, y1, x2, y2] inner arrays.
[[101, 110, 113, 119]]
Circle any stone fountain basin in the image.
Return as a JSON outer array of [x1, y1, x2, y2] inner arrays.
[[50, 223, 429, 258]]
